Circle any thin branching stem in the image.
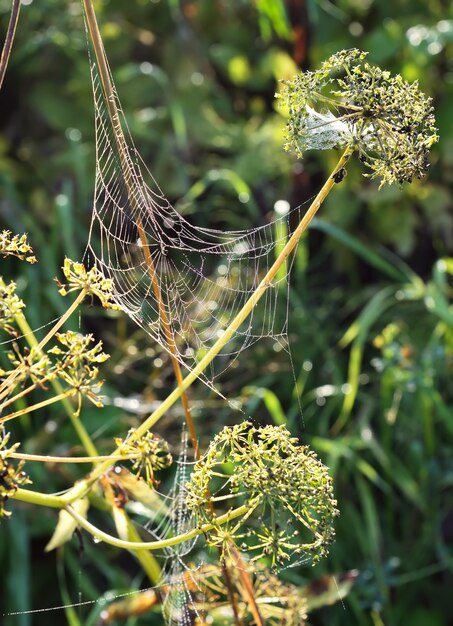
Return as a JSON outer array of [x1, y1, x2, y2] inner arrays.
[[0, 389, 75, 424], [0, 380, 42, 409]]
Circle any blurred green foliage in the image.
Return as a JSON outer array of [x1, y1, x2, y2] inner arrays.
[[0, 1, 452, 625]]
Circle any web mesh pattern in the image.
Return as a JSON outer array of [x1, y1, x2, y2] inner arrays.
[[83, 39, 302, 385]]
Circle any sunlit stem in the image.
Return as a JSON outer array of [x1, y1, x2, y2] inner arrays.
[[0, 389, 76, 424], [122, 147, 354, 443], [13, 488, 65, 509], [0, 380, 42, 410], [65, 501, 252, 551], [136, 221, 200, 458], [10, 451, 133, 463], [82, 0, 199, 459]]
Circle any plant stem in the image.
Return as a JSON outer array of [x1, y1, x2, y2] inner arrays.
[[0, 390, 75, 424], [120, 147, 354, 444], [0, 0, 21, 91], [36, 289, 88, 352], [10, 451, 131, 463], [65, 501, 252, 551], [14, 487, 64, 508], [0, 380, 41, 409]]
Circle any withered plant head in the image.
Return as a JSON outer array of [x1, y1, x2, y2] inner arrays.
[[186, 421, 338, 568], [0, 429, 31, 518], [279, 48, 438, 187]]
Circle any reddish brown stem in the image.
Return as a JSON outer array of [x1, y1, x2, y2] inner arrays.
[[0, 0, 20, 91]]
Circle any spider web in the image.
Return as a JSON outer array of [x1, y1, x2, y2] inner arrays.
[[83, 31, 304, 388], [141, 430, 204, 626]]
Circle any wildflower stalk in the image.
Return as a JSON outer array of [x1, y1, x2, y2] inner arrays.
[[65, 501, 252, 551], [0, 0, 21, 91], [10, 451, 132, 463], [118, 146, 353, 443], [0, 390, 76, 424]]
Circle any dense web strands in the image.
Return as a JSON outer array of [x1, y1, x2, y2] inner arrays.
[[83, 37, 302, 387], [138, 431, 204, 626]]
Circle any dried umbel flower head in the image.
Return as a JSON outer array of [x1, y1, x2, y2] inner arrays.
[[279, 49, 438, 187], [56, 258, 121, 309], [115, 430, 173, 486], [200, 561, 308, 625], [186, 422, 338, 567], [0, 230, 37, 264], [0, 430, 31, 518]]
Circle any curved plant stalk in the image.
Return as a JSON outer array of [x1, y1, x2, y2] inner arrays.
[[116, 147, 353, 445], [0, 0, 20, 91], [65, 501, 252, 551]]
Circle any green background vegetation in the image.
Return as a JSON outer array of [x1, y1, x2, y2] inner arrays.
[[0, 0, 452, 625]]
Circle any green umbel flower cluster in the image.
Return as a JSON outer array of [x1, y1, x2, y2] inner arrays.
[[115, 430, 173, 486], [0, 430, 31, 518], [279, 49, 438, 187], [186, 421, 338, 568]]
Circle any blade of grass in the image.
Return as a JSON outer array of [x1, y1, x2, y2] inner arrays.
[[333, 286, 397, 433]]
